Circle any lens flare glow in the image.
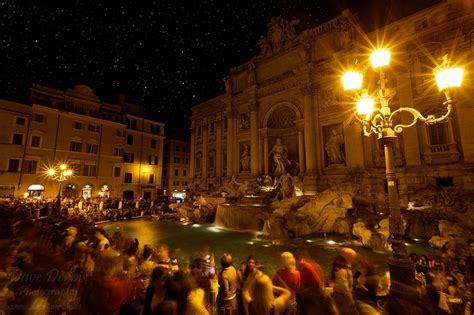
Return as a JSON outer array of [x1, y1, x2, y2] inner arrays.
[[342, 71, 363, 91], [357, 96, 374, 116], [435, 67, 463, 91], [370, 49, 390, 69]]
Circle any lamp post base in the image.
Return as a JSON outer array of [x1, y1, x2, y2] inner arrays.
[[388, 238, 416, 287]]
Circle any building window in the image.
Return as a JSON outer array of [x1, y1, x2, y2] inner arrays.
[[183, 146, 187, 153], [87, 144, 99, 154], [124, 172, 132, 183], [70, 141, 82, 152], [149, 174, 155, 184], [176, 145, 179, 152], [163, 169, 167, 176], [127, 135, 134, 145], [116, 129, 125, 137], [12, 134, 23, 145], [16, 117, 26, 125], [114, 148, 124, 157], [88, 124, 100, 132], [210, 122, 215, 134], [8, 159, 20, 172], [436, 177, 453, 187], [33, 114, 44, 122], [149, 155, 158, 165], [22, 160, 37, 174], [30, 136, 41, 148], [73, 121, 83, 130], [126, 118, 137, 130], [82, 165, 97, 177], [428, 123, 448, 145], [183, 170, 187, 176], [123, 152, 135, 163], [175, 169, 178, 176], [151, 139, 157, 149], [114, 166, 121, 177], [150, 124, 160, 134]]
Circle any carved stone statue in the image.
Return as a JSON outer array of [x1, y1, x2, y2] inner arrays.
[[337, 19, 354, 47], [247, 62, 256, 85], [223, 76, 233, 93], [325, 126, 345, 165], [258, 36, 272, 56], [259, 17, 299, 56], [239, 114, 249, 130], [240, 144, 250, 172], [269, 138, 291, 177]]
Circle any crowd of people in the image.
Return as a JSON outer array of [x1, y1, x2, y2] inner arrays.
[[0, 198, 472, 314]]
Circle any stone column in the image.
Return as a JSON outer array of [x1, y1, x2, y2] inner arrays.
[[189, 126, 195, 183], [226, 110, 236, 177], [216, 116, 222, 180], [301, 84, 317, 173], [295, 120, 305, 174], [202, 123, 208, 184], [263, 131, 269, 175], [258, 130, 264, 174], [250, 101, 259, 175]]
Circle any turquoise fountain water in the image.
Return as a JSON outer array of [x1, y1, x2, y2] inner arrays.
[[102, 218, 437, 279]]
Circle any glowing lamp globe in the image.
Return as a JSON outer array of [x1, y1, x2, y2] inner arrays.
[[342, 71, 363, 91], [357, 96, 374, 116], [47, 168, 55, 176], [370, 49, 391, 69], [65, 169, 73, 176], [59, 164, 67, 170], [435, 67, 463, 91]]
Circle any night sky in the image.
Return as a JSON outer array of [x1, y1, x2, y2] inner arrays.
[[0, 0, 438, 139]]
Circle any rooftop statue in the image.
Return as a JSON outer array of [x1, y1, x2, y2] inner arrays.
[[259, 17, 300, 56]]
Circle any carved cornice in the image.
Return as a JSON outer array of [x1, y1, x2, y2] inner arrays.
[[257, 78, 298, 98], [249, 101, 259, 112]]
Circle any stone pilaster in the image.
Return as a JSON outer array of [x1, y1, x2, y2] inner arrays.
[[396, 71, 422, 166], [215, 115, 222, 179], [201, 123, 208, 185], [301, 84, 318, 173], [189, 126, 196, 184], [226, 109, 237, 177], [295, 119, 306, 174], [249, 101, 259, 175]]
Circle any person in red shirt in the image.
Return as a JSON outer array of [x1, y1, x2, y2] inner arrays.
[[294, 251, 324, 291], [273, 251, 300, 314]]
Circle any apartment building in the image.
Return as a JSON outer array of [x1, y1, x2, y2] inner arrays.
[[0, 84, 165, 200]]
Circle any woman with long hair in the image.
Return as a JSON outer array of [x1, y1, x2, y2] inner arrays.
[[244, 273, 291, 315], [273, 252, 300, 314]]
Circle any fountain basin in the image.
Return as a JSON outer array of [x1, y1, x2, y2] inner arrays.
[[215, 203, 270, 230]]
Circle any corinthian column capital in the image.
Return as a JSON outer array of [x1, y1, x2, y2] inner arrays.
[[300, 84, 314, 96]]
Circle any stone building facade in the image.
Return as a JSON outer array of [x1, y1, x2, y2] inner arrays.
[[190, 0, 474, 202], [162, 139, 190, 198], [0, 84, 165, 200]]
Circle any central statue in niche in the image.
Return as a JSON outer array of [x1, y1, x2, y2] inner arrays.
[[269, 138, 291, 177]]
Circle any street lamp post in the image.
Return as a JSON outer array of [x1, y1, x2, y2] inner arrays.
[[341, 51, 463, 286], [47, 163, 74, 211]]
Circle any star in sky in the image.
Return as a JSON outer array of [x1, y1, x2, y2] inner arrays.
[[0, 0, 439, 139]]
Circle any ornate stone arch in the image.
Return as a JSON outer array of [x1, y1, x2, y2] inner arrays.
[[263, 101, 302, 129]]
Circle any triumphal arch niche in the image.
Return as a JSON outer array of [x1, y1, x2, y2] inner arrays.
[[261, 102, 302, 177]]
